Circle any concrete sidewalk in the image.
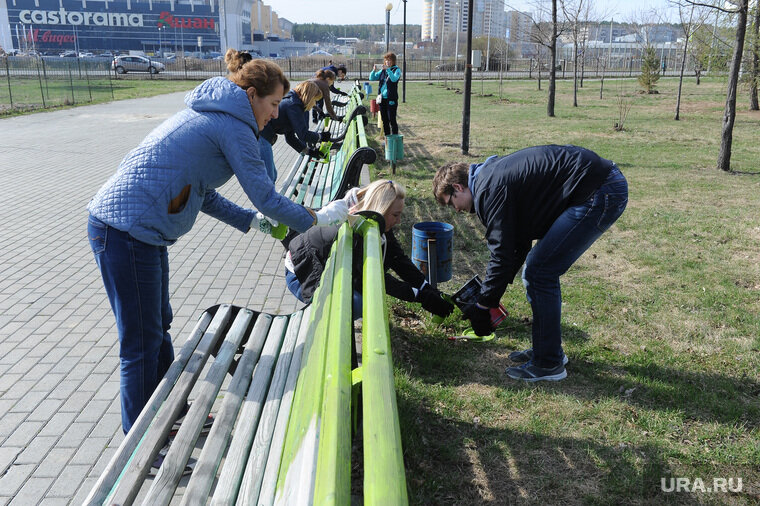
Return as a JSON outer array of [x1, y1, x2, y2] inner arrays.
[[0, 89, 322, 504]]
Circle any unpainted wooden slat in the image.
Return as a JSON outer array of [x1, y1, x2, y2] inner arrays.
[[236, 309, 304, 506], [83, 310, 214, 506], [180, 309, 273, 505], [105, 305, 234, 506], [142, 308, 255, 505], [210, 314, 288, 505], [256, 308, 311, 506]]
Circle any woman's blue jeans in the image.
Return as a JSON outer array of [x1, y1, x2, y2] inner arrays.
[[88, 215, 174, 434], [259, 137, 278, 183], [521, 166, 628, 368], [285, 269, 362, 320]]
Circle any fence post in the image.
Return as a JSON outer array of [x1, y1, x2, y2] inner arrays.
[[288, 57, 292, 79], [77, 56, 82, 78], [428, 59, 431, 81], [108, 60, 114, 99], [36, 58, 46, 109], [85, 60, 93, 102], [42, 58, 50, 100], [184, 57, 188, 80], [4, 57, 13, 109], [358, 59, 362, 81], [68, 63, 76, 104], [529, 58, 533, 79]]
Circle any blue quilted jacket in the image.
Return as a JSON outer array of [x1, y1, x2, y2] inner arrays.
[[88, 77, 314, 246]]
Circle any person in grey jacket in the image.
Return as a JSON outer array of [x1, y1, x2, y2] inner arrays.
[[87, 49, 348, 436], [434, 145, 627, 382]]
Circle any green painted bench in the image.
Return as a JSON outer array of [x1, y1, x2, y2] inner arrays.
[[279, 85, 374, 210], [84, 217, 408, 505]]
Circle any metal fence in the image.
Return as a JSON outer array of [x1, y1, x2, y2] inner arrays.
[[1, 54, 702, 114]]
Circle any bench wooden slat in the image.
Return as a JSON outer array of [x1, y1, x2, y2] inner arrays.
[[280, 156, 307, 201], [273, 227, 348, 505], [361, 223, 409, 505], [236, 310, 304, 505], [180, 310, 273, 505], [256, 308, 311, 506], [302, 160, 326, 209], [313, 225, 354, 505], [106, 305, 235, 506], [211, 313, 288, 504], [83, 310, 216, 506], [143, 307, 255, 505]]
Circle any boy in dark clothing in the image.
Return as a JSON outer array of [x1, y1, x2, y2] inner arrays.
[[433, 145, 628, 382]]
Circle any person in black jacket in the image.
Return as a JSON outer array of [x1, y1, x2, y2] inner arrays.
[[433, 145, 628, 382], [284, 179, 454, 320], [259, 80, 328, 182]]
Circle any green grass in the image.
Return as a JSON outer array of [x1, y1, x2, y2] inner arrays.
[[0, 77, 197, 116], [366, 76, 760, 504]]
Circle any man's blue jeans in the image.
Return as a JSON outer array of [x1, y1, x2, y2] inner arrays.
[[521, 166, 628, 368], [88, 215, 174, 434]]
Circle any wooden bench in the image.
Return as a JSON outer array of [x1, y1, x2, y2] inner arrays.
[[85, 217, 408, 505], [279, 86, 374, 210]]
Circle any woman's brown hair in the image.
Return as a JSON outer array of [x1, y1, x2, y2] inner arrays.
[[225, 49, 290, 96], [383, 52, 397, 65], [314, 69, 336, 81]]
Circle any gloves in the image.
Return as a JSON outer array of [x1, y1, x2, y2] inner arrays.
[[417, 285, 455, 318], [305, 147, 322, 159], [320, 131, 331, 142], [461, 303, 492, 337], [252, 212, 288, 239], [335, 115, 345, 122], [314, 199, 349, 226]]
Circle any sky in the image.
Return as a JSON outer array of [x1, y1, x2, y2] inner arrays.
[[265, 1, 678, 27]]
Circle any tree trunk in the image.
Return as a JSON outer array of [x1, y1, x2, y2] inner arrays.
[[750, 4, 759, 110], [675, 8, 693, 121], [573, 36, 579, 107], [548, 0, 557, 117], [717, 0, 749, 172]]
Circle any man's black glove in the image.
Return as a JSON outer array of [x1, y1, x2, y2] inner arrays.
[[319, 131, 331, 142], [417, 285, 454, 318], [461, 303, 492, 336], [305, 147, 322, 159]]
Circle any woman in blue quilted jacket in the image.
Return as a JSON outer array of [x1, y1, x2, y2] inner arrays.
[[87, 49, 348, 436]]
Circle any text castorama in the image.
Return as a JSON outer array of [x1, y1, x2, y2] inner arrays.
[[19, 8, 145, 27]]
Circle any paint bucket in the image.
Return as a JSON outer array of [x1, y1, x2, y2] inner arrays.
[[452, 275, 509, 329], [385, 134, 404, 161], [411, 221, 453, 285]]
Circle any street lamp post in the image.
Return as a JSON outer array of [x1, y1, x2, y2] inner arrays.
[[454, 2, 461, 71], [158, 26, 163, 56], [385, 3, 392, 52], [402, 0, 407, 102], [439, 3, 445, 62]]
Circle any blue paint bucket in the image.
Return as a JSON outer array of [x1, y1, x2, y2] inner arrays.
[[411, 221, 453, 284], [364, 82, 372, 95], [385, 134, 404, 161]]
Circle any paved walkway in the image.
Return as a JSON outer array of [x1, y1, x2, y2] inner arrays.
[[0, 88, 339, 504]]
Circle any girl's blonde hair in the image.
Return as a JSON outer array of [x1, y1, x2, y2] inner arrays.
[[225, 49, 290, 97], [293, 81, 322, 110], [354, 179, 406, 216]]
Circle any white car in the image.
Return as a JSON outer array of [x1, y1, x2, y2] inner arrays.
[[111, 55, 166, 74]]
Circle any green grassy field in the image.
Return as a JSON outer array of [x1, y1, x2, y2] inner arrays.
[[0, 77, 197, 116], [365, 77, 760, 504]]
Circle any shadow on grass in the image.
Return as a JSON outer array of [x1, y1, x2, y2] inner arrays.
[[396, 394, 694, 505]]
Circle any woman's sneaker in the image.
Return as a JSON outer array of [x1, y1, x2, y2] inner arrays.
[[150, 442, 195, 476], [169, 411, 214, 439], [506, 361, 567, 382], [508, 348, 568, 366]]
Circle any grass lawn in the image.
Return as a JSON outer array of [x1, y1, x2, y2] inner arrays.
[[0, 77, 198, 116], [365, 76, 760, 505]]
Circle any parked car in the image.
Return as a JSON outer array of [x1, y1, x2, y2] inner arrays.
[[59, 50, 77, 58], [111, 55, 165, 74], [78, 51, 95, 58]]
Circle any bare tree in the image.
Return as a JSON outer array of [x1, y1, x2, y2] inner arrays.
[[678, 0, 749, 171], [528, 0, 564, 116], [561, 0, 587, 107], [750, 2, 759, 110], [672, 2, 709, 120]]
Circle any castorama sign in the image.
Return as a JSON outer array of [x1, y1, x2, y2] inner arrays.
[[4, 0, 220, 52]]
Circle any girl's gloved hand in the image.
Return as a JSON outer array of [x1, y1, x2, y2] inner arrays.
[[314, 200, 349, 226]]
